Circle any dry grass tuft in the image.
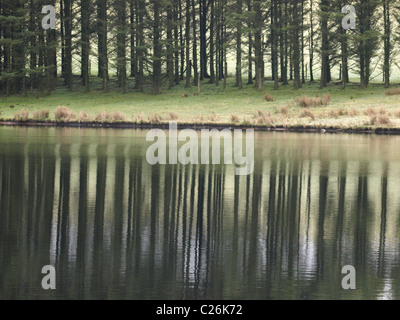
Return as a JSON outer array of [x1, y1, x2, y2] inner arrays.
[[208, 112, 218, 122], [133, 112, 145, 122], [264, 93, 275, 102], [280, 106, 289, 115], [78, 111, 90, 122], [322, 94, 331, 105], [196, 114, 205, 122], [384, 88, 400, 96], [296, 94, 331, 108], [378, 107, 387, 115], [364, 107, 377, 116], [33, 109, 49, 120], [109, 111, 126, 122], [329, 110, 339, 119], [182, 92, 188, 98], [14, 109, 30, 121], [149, 113, 162, 124], [95, 110, 109, 121], [254, 110, 275, 125], [338, 108, 348, 116], [168, 111, 179, 120], [299, 108, 315, 120], [94, 111, 126, 122], [55, 106, 76, 121], [392, 109, 400, 118], [349, 109, 359, 117], [369, 114, 392, 126], [230, 114, 239, 123], [32, 110, 40, 120]]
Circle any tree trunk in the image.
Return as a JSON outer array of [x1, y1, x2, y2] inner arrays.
[[254, 0, 263, 91], [383, 0, 390, 88], [130, 0, 137, 77], [199, 0, 209, 79], [174, 0, 180, 84], [98, 0, 108, 91], [309, 0, 314, 82], [179, 0, 184, 81], [116, 0, 127, 93], [135, 0, 144, 91], [192, 0, 198, 85], [167, 0, 174, 89], [235, 0, 243, 88], [281, 0, 288, 85], [247, 0, 253, 85], [81, 0, 90, 92], [319, 0, 329, 88], [292, 0, 301, 89], [301, 0, 305, 83], [152, 0, 162, 94], [185, 0, 191, 88], [271, 0, 278, 89], [64, 0, 72, 90], [209, 0, 215, 84]]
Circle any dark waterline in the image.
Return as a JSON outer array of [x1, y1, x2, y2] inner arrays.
[[0, 126, 399, 300]]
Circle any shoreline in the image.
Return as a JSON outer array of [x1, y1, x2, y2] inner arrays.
[[1, 119, 400, 135]]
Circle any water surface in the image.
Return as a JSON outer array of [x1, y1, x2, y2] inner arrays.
[[0, 126, 399, 300]]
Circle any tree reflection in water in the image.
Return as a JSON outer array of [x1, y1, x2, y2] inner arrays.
[[0, 127, 399, 299]]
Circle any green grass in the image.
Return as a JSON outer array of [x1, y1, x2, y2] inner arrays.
[[1, 76, 400, 129]]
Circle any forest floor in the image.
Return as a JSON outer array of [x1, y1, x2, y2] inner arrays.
[[1, 76, 400, 131]]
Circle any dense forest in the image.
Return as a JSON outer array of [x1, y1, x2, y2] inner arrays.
[[0, 0, 399, 96]]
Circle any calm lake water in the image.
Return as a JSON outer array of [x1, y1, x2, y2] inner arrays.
[[0, 126, 399, 300]]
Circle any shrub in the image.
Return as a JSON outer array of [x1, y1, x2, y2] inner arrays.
[[384, 88, 400, 96], [55, 106, 76, 121], [264, 93, 274, 102], [14, 109, 30, 121], [299, 108, 315, 120]]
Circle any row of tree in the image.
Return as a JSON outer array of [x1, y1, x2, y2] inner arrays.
[[0, 0, 399, 96]]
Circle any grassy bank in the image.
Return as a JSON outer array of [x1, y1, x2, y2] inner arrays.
[[1, 77, 400, 130]]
